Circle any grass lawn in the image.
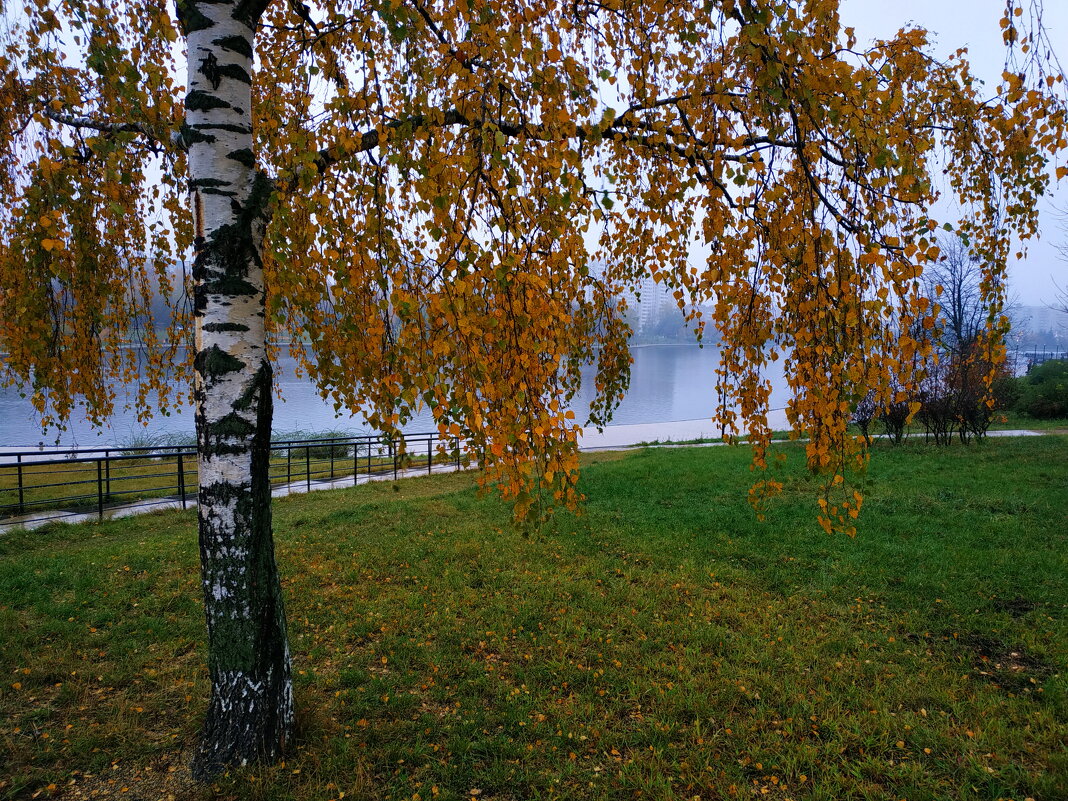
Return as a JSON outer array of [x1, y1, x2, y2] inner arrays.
[[0, 437, 1065, 801]]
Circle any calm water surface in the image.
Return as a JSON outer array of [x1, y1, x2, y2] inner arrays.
[[0, 345, 789, 448]]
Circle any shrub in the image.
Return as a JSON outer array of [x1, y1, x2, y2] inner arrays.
[[948, 352, 997, 443], [880, 398, 912, 445], [991, 373, 1022, 411], [272, 429, 359, 459], [917, 387, 956, 445], [120, 430, 197, 455], [1015, 359, 1068, 419]]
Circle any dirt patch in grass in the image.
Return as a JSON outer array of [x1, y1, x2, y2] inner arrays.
[[990, 596, 1039, 618], [958, 632, 1055, 693], [54, 749, 196, 801]]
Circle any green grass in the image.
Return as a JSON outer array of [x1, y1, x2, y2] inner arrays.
[[634, 429, 796, 446], [0, 439, 1065, 800]]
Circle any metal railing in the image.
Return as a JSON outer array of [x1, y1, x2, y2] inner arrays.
[[0, 432, 463, 527], [1023, 350, 1068, 368]]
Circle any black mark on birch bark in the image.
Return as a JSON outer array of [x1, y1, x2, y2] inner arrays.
[[227, 149, 255, 168], [176, 0, 213, 34], [187, 90, 231, 112], [180, 124, 216, 146], [194, 122, 253, 135], [200, 51, 223, 89], [213, 35, 254, 59], [217, 64, 252, 84], [203, 322, 251, 333], [195, 344, 246, 379]]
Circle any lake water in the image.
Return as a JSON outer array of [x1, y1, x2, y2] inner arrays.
[[0, 344, 790, 448]]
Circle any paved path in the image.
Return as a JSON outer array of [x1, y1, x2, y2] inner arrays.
[[577, 413, 789, 450], [0, 420, 1054, 532]]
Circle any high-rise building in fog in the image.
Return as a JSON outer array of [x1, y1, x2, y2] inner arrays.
[[585, 262, 675, 334]]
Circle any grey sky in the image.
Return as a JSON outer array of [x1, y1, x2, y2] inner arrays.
[[840, 0, 1068, 304]]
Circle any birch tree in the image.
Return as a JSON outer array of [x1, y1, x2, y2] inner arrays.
[[1, 0, 1065, 777]]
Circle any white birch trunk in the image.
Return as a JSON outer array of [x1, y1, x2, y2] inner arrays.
[[180, 0, 294, 778]]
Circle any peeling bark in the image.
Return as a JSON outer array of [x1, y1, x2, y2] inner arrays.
[[180, 0, 293, 779]]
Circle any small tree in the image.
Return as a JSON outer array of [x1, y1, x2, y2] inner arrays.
[[922, 236, 991, 353], [915, 236, 1014, 443], [879, 390, 914, 445]]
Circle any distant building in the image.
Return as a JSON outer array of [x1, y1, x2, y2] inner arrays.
[[1019, 305, 1068, 335], [585, 262, 678, 335]]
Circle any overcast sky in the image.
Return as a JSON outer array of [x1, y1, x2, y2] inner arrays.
[[839, 0, 1068, 305]]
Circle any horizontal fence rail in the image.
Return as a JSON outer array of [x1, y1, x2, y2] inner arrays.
[[1023, 351, 1068, 367], [0, 432, 464, 527]]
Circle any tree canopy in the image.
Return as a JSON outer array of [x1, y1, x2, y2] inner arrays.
[[1, 0, 1066, 774], [2, 1, 1066, 526]]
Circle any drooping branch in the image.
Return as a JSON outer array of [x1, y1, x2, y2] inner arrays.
[[300, 107, 743, 198], [296, 99, 867, 210], [41, 106, 185, 153]]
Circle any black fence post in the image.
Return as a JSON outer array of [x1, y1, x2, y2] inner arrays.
[[428, 437, 433, 474], [104, 449, 111, 501], [16, 454, 24, 515], [178, 452, 186, 510], [367, 439, 372, 475], [305, 446, 311, 491], [96, 459, 104, 521], [330, 442, 335, 479], [287, 444, 292, 488], [455, 438, 460, 470], [353, 441, 359, 486], [392, 442, 397, 480]]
